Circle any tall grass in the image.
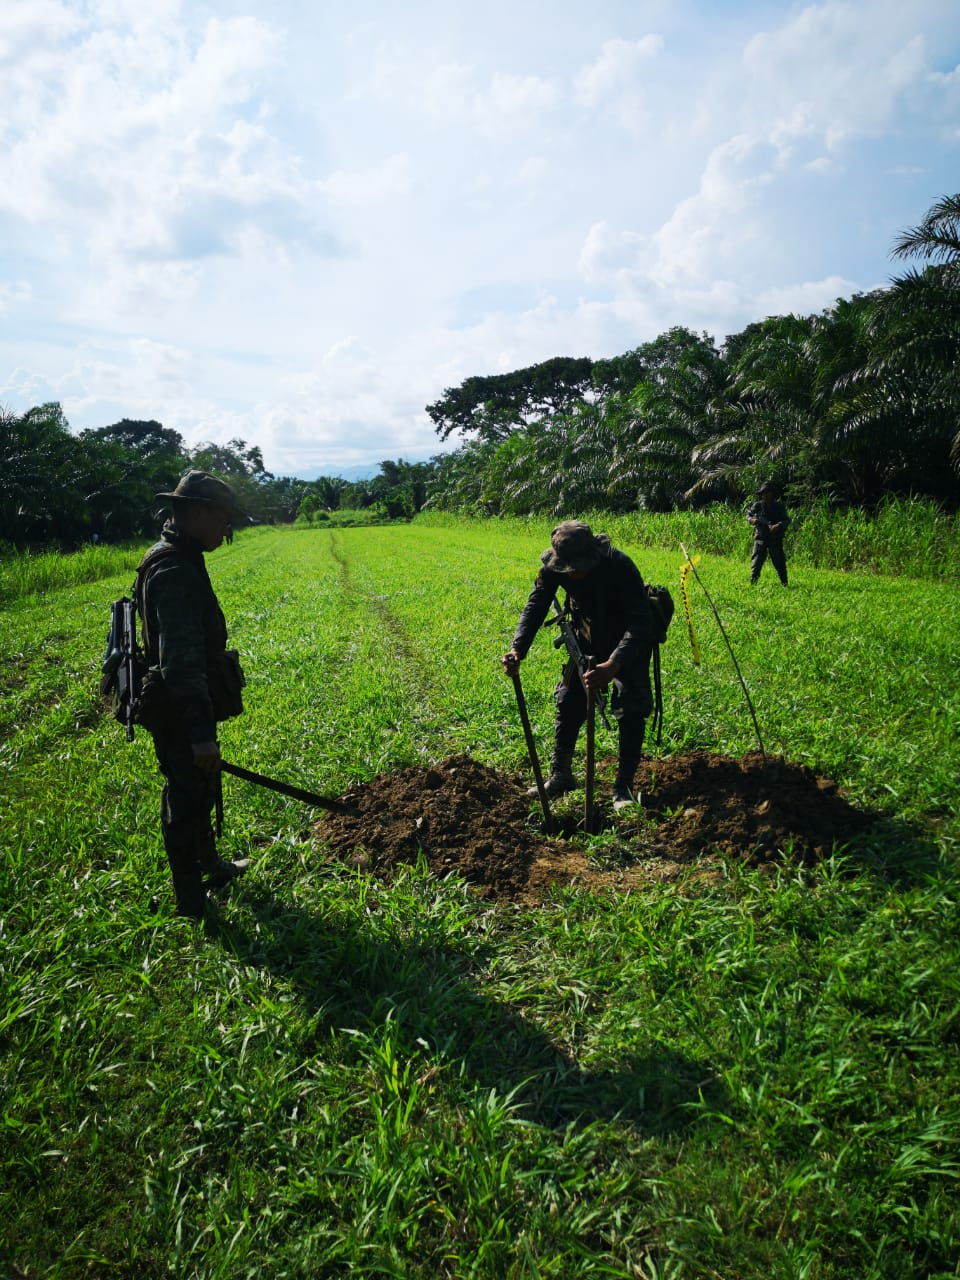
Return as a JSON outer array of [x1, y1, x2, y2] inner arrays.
[[0, 541, 144, 603], [417, 496, 960, 581]]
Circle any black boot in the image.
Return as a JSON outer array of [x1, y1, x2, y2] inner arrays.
[[197, 830, 249, 891], [528, 749, 576, 798], [614, 722, 645, 812]]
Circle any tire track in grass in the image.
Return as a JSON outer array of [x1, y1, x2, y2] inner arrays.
[[328, 531, 447, 753]]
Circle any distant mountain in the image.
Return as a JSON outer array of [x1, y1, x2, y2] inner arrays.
[[290, 462, 380, 482], [290, 455, 437, 482]]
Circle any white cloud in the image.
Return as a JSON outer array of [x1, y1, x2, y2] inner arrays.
[[0, 4, 291, 266], [0, 280, 32, 313], [573, 35, 664, 107], [755, 274, 864, 317], [741, 4, 940, 150], [472, 71, 560, 135], [318, 155, 413, 205]]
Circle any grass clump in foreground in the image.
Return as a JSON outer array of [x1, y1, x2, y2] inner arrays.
[[2, 520, 959, 1278]]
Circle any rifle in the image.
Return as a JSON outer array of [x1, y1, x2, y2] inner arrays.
[[101, 596, 141, 741], [545, 597, 613, 731]]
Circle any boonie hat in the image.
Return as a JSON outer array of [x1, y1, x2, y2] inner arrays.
[[541, 520, 605, 575], [155, 470, 251, 524]]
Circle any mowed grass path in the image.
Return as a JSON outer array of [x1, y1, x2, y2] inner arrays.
[[1, 521, 958, 1279]]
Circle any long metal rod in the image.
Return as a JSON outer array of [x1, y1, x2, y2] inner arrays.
[[220, 760, 361, 816], [510, 671, 555, 833], [679, 543, 766, 757], [584, 686, 596, 834]]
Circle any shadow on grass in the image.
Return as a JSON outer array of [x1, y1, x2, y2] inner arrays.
[[843, 815, 954, 888], [208, 882, 726, 1136]]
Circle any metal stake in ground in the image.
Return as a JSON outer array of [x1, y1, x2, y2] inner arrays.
[[584, 682, 596, 835], [509, 670, 555, 833], [679, 542, 766, 758]]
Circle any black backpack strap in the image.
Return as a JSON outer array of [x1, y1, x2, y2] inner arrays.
[[651, 642, 664, 745], [133, 543, 183, 658]]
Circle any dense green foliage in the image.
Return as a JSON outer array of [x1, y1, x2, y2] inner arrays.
[[0, 409, 432, 547], [2, 521, 958, 1278]]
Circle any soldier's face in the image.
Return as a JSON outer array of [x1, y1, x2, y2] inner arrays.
[[179, 502, 232, 550]]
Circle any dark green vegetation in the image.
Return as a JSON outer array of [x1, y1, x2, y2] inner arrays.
[[4, 194, 959, 549], [0, 406, 428, 545], [2, 521, 958, 1278]]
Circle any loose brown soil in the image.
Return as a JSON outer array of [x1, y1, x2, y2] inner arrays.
[[315, 751, 876, 905]]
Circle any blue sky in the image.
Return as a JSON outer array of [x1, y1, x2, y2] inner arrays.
[[1, 0, 958, 477]]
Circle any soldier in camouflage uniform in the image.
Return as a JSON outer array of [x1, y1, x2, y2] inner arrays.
[[501, 521, 657, 812], [137, 471, 250, 919], [746, 481, 790, 585]]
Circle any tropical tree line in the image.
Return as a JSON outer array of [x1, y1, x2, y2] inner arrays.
[[424, 194, 959, 517], [0, 406, 433, 548], [2, 194, 956, 548]]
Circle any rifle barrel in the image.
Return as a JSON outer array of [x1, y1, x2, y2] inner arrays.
[[549, 598, 613, 731]]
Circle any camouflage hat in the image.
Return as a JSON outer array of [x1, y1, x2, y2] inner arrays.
[[541, 520, 605, 575], [155, 470, 251, 524], [758, 480, 778, 495]]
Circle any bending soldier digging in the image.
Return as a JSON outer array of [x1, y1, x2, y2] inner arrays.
[[502, 520, 658, 813], [137, 471, 251, 919]]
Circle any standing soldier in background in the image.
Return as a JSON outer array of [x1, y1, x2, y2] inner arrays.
[[746, 481, 790, 586], [137, 471, 251, 919], [501, 521, 657, 812]]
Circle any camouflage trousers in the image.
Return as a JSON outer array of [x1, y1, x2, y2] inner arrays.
[[151, 725, 219, 918], [553, 657, 650, 788], [751, 537, 788, 585]]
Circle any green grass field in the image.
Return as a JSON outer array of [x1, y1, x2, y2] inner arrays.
[[2, 521, 959, 1279]]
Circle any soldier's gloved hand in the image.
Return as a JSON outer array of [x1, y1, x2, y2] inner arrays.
[[192, 740, 222, 775], [501, 650, 521, 676]]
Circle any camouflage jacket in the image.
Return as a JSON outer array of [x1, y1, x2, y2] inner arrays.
[[512, 542, 655, 669], [746, 499, 790, 542], [136, 522, 229, 743]]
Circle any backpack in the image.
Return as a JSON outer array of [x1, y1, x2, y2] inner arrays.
[[647, 584, 675, 644], [99, 544, 176, 739], [646, 584, 674, 744]]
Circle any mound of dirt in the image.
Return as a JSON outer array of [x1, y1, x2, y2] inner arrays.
[[316, 751, 876, 904]]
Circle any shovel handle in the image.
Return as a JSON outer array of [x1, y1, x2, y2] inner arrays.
[[510, 671, 555, 834]]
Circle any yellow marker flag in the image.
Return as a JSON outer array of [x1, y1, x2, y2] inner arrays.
[[679, 559, 701, 665]]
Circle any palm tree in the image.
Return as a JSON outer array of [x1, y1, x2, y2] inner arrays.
[[848, 194, 960, 492], [612, 333, 739, 509], [496, 403, 619, 517], [891, 194, 960, 268]]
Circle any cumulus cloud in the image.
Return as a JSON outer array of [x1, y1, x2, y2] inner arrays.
[[0, 2, 312, 271], [741, 3, 947, 150], [573, 35, 663, 107]]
